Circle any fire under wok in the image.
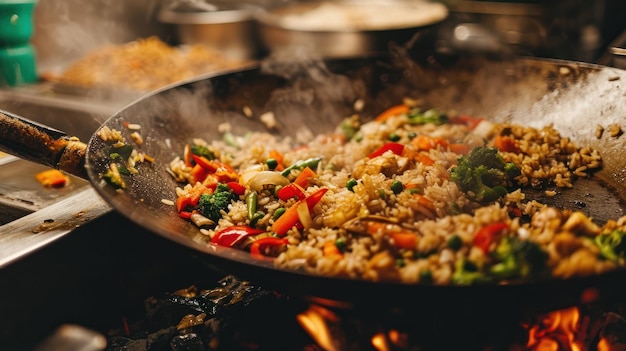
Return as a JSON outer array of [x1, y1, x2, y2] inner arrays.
[[2, 52, 626, 317]]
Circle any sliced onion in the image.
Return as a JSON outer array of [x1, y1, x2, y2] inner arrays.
[[248, 171, 290, 192], [297, 201, 314, 229], [239, 164, 265, 185]]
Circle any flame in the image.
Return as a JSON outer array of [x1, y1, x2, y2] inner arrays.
[[297, 304, 338, 351], [526, 307, 582, 351]]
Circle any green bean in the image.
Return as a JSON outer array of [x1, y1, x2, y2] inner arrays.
[[246, 191, 258, 220], [281, 157, 322, 177]]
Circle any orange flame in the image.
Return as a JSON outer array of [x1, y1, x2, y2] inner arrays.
[[297, 304, 338, 351], [526, 307, 582, 351]]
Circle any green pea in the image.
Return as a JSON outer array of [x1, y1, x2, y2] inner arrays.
[[335, 237, 348, 252], [391, 180, 404, 194], [346, 178, 358, 192], [447, 234, 463, 251], [408, 131, 417, 139], [420, 269, 433, 284], [388, 133, 401, 142], [266, 158, 278, 170]]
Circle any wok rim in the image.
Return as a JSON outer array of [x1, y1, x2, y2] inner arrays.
[[83, 53, 626, 311]]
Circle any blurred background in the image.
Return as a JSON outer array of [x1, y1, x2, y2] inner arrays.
[[0, 1, 625, 350]]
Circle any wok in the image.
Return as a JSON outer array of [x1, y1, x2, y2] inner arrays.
[[2, 52, 626, 318]]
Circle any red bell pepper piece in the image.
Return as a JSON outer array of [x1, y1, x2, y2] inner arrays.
[[272, 188, 328, 236], [226, 181, 246, 196], [276, 183, 306, 201], [179, 211, 193, 219], [473, 222, 509, 254], [250, 237, 288, 259], [212, 225, 266, 248], [192, 155, 239, 182], [368, 142, 404, 159]]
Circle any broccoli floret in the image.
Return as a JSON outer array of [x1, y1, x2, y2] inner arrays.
[[190, 144, 215, 159], [408, 108, 448, 125], [489, 237, 549, 280], [199, 183, 237, 222], [595, 230, 626, 262], [450, 146, 521, 202], [452, 259, 491, 285]]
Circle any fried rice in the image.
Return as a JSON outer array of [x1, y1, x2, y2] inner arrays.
[[160, 102, 626, 286]]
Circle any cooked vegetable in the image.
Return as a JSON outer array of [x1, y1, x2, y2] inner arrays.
[[199, 183, 237, 222], [212, 225, 266, 248], [408, 108, 448, 125], [450, 146, 521, 202], [595, 230, 626, 262], [368, 142, 404, 159], [281, 157, 323, 177], [452, 259, 488, 285], [35, 169, 69, 188], [489, 236, 549, 280], [102, 163, 126, 189]]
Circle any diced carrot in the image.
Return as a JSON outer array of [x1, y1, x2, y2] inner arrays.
[[269, 149, 285, 171], [493, 135, 521, 153], [390, 231, 418, 249], [272, 202, 301, 236], [35, 169, 68, 188], [415, 152, 435, 166], [375, 104, 410, 122], [293, 166, 317, 188], [412, 135, 448, 151], [449, 143, 471, 155], [415, 194, 435, 212], [323, 241, 343, 259]]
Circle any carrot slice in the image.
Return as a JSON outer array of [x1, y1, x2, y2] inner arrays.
[[493, 135, 520, 153], [323, 241, 343, 259], [293, 166, 317, 188], [375, 104, 410, 122], [390, 231, 418, 249]]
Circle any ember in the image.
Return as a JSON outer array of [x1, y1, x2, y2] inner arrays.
[[104, 275, 626, 351], [521, 304, 626, 351]]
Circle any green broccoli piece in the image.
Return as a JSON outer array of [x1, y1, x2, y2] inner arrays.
[[408, 108, 448, 126], [199, 183, 237, 222], [489, 237, 549, 280], [595, 230, 626, 262], [190, 144, 215, 159], [451, 259, 490, 285], [450, 146, 521, 202]]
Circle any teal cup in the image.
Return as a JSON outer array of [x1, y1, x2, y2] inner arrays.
[[0, 43, 36, 86], [0, 0, 37, 46]]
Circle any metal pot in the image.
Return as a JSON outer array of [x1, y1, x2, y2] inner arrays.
[[254, 0, 449, 58], [157, 1, 260, 60]]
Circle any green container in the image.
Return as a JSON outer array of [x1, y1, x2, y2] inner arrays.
[[0, 43, 36, 86], [0, 0, 37, 46]]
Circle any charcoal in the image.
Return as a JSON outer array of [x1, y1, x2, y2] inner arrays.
[[170, 333, 204, 351], [107, 336, 147, 351]]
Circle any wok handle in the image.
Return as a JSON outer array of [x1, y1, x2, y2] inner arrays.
[[0, 110, 88, 179]]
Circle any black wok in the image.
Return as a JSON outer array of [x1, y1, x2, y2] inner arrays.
[[2, 52, 626, 318]]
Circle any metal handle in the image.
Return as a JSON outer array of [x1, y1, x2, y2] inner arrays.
[[0, 110, 88, 179]]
